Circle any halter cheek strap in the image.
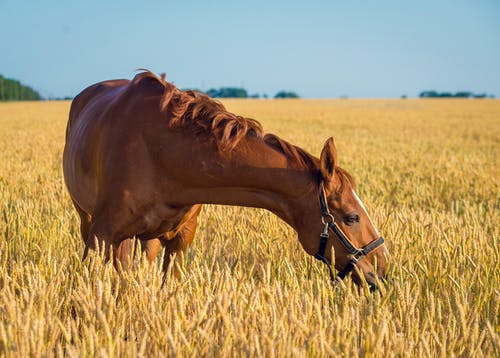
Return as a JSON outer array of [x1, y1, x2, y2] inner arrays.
[[314, 182, 385, 283]]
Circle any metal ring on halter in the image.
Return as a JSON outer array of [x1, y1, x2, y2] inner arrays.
[[349, 252, 363, 263], [321, 213, 334, 225]]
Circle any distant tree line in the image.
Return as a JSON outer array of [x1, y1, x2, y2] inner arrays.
[[191, 87, 299, 99], [205, 87, 249, 98], [0, 75, 42, 101], [419, 90, 494, 99]]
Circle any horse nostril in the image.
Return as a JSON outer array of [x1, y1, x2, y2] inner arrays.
[[364, 272, 379, 292], [368, 280, 378, 292]]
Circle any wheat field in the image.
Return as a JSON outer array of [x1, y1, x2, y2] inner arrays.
[[0, 99, 498, 356]]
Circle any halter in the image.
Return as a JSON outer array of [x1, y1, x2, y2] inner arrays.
[[314, 181, 385, 284]]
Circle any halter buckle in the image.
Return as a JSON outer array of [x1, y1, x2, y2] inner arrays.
[[350, 250, 365, 263], [320, 222, 329, 238]]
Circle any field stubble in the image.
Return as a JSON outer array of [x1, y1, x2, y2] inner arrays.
[[0, 99, 498, 356]]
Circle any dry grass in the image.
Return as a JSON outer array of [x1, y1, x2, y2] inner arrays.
[[0, 99, 498, 356]]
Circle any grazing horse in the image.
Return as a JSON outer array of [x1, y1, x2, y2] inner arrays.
[[63, 71, 390, 288]]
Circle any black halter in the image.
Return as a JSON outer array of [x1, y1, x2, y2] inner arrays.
[[314, 181, 385, 284]]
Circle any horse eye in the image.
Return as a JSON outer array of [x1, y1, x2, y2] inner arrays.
[[344, 213, 360, 225]]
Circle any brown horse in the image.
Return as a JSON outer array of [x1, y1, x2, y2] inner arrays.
[[63, 70, 390, 288]]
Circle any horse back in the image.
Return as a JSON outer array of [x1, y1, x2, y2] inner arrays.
[[66, 79, 129, 139]]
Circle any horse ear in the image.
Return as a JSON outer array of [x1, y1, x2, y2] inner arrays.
[[319, 137, 338, 182]]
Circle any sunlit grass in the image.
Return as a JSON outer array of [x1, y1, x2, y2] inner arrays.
[[0, 99, 498, 356]]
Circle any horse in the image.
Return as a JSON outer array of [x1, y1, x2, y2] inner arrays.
[[63, 70, 390, 289]]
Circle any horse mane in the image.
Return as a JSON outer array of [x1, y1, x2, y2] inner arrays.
[[130, 71, 355, 189], [264, 134, 318, 170], [263, 133, 355, 190], [131, 70, 263, 151]]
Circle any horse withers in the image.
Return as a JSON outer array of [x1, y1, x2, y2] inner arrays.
[[63, 70, 390, 289]]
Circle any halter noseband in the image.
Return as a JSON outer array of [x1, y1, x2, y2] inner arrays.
[[314, 181, 385, 284]]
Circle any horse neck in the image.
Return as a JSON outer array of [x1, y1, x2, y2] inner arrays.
[[180, 136, 317, 229]]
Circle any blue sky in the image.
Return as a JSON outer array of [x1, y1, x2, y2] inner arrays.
[[1, 0, 499, 98]]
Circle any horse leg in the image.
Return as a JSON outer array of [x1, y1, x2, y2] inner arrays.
[[85, 221, 113, 263], [116, 238, 164, 271], [162, 205, 202, 277], [85, 214, 128, 270], [162, 234, 183, 277], [140, 238, 163, 264], [115, 238, 135, 271], [71, 199, 92, 261]]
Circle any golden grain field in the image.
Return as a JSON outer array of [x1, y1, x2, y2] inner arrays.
[[0, 99, 499, 357]]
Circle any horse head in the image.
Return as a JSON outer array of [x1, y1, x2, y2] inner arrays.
[[295, 138, 390, 289]]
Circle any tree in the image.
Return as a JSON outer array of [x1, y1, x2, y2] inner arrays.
[[206, 87, 248, 98], [0, 75, 41, 101], [274, 91, 299, 99], [419, 90, 439, 98]]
